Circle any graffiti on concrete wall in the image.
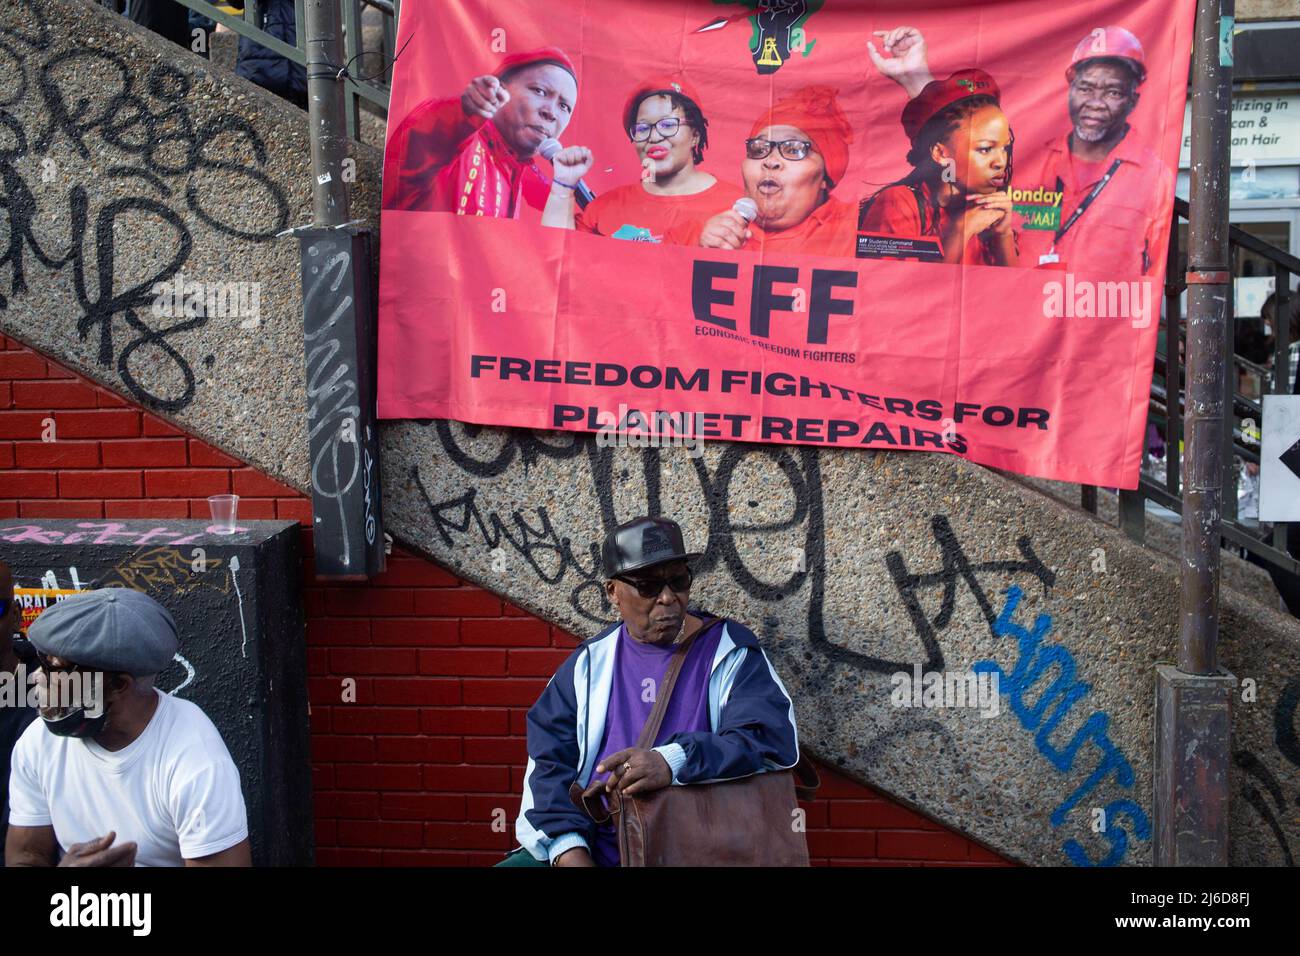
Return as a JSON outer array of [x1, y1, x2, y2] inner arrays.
[[416, 424, 1054, 668], [402, 422, 1300, 866], [1235, 678, 1300, 866], [0, 0, 289, 410], [975, 586, 1150, 867]]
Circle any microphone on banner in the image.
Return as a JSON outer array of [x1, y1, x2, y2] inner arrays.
[[733, 197, 759, 223], [538, 138, 596, 209]]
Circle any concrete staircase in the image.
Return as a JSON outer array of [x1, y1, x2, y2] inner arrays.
[[2, 0, 1297, 865]]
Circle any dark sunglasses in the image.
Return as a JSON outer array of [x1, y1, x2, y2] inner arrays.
[[11, 635, 39, 667], [11, 636, 82, 674], [616, 568, 693, 599]]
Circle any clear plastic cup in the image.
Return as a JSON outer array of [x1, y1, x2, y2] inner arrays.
[[207, 494, 239, 534]]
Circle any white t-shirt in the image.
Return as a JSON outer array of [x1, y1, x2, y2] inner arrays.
[[8, 689, 248, 866]]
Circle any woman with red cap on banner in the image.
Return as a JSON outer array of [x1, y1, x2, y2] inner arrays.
[[382, 47, 591, 218], [858, 69, 1018, 267], [546, 75, 742, 242], [671, 85, 857, 256]]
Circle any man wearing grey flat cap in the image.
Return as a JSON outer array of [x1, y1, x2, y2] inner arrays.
[[501, 515, 801, 867], [6, 588, 250, 867]]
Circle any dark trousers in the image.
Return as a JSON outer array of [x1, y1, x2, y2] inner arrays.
[[494, 848, 548, 867]]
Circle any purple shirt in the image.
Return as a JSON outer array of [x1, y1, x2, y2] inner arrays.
[[588, 616, 724, 866]]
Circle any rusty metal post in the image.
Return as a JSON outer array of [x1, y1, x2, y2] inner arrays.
[[303, 0, 350, 226], [1179, 0, 1232, 675], [1153, 0, 1236, 867]]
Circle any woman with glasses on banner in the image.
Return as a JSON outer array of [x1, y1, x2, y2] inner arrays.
[[671, 86, 856, 256], [858, 69, 1019, 267], [542, 76, 743, 242]]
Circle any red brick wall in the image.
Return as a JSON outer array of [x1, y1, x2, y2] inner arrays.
[[0, 334, 1013, 867]]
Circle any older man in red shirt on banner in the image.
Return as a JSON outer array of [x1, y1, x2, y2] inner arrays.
[[382, 47, 582, 218], [1018, 27, 1173, 275]]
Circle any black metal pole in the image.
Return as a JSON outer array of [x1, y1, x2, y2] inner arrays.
[[1180, 0, 1233, 676], [1153, 0, 1236, 868], [303, 0, 350, 226], [294, 0, 384, 578]]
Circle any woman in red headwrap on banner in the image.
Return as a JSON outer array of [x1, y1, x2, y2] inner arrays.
[[858, 69, 1019, 266], [545, 75, 742, 242], [382, 47, 591, 218], [670, 86, 857, 257]]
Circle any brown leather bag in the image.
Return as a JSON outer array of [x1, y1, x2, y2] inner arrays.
[[574, 617, 816, 867]]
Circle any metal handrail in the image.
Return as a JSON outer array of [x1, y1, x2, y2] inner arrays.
[[1147, 382, 1259, 463], [107, 1, 1300, 585], [1110, 195, 1297, 582], [1174, 198, 1300, 275], [1152, 351, 1262, 422], [165, 0, 394, 136], [1138, 477, 1300, 576]]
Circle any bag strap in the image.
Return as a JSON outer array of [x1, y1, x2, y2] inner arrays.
[[634, 616, 720, 751], [571, 616, 722, 823], [792, 754, 821, 801]]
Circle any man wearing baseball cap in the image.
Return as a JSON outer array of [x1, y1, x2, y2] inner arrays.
[[5, 588, 250, 867], [501, 516, 800, 866], [383, 46, 591, 218], [1017, 27, 1174, 275]]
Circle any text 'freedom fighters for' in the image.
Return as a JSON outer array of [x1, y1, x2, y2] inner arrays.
[[472, 355, 1051, 432]]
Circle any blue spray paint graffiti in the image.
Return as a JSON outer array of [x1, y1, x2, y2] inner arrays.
[[974, 585, 1151, 866]]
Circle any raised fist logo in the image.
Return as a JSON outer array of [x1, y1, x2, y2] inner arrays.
[[753, 0, 811, 74], [698, 1, 819, 75]]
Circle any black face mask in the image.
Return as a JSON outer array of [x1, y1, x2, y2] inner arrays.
[[37, 667, 116, 739], [41, 704, 110, 738]]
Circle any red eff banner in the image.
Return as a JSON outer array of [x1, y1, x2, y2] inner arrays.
[[378, 0, 1195, 487]]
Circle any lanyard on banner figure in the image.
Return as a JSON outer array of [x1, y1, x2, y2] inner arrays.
[[1038, 158, 1124, 265]]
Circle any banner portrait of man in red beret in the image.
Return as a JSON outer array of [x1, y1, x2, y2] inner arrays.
[[382, 47, 581, 218]]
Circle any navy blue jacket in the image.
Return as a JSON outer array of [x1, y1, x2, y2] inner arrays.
[[236, 0, 307, 107], [515, 614, 801, 863]]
